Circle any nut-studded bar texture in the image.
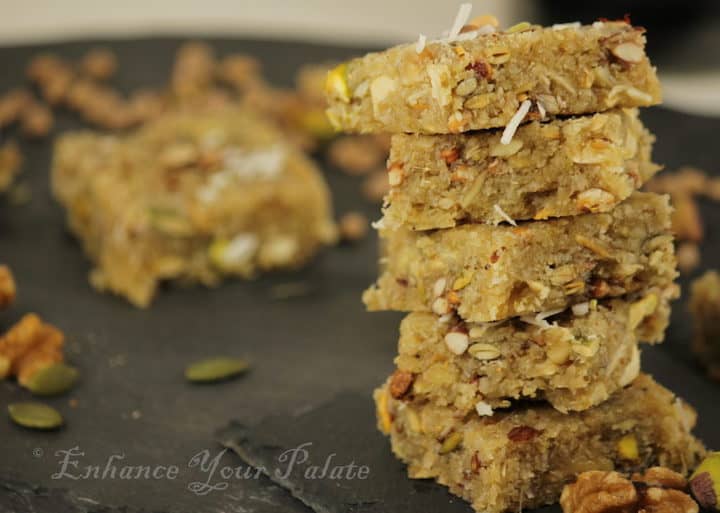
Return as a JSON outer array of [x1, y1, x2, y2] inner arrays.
[[392, 288, 674, 414], [363, 192, 676, 322], [374, 373, 705, 513], [52, 109, 336, 307], [382, 108, 658, 229], [326, 21, 661, 134]]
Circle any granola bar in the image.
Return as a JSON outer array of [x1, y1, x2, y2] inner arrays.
[[326, 21, 660, 134], [375, 373, 705, 513], [363, 192, 676, 322], [52, 109, 336, 307], [393, 289, 674, 414], [382, 108, 658, 229]]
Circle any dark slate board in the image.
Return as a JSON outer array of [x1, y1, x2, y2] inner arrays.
[[0, 36, 718, 513]]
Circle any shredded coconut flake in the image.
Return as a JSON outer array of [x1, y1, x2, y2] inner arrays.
[[552, 21, 581, 30], [198, 145, 286, 203], [371, 218, 385, 230], [447, 3, 473, 40], [493, 204, 517, 226], [500, 100, 532, 145], [536, 100, 546, 119], [415, 33, 427, 54], [475, 401, 494, 417], [520, 308, 564, 330]]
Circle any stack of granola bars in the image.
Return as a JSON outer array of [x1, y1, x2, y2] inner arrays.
[[326, 11, 705, 513]]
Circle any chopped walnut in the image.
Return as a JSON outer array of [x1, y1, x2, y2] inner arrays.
[[0, 140, 21, 192], [638, 487, 698, 513], [338, 212, 368, 242], [0, 313, 65, 386], [561, 469, 700, 513], [632, 467, 688, 490], [80, 47, 118, 81], [561, 471, 638, 513], [21, 103, 53, 138], [671, 194, 703, 242], [362, 169, 390, 202], [689, 271, 720, 381], [328, 136, 387, 175], [0, 265, 16, 309], [676, 243, 700, 275]]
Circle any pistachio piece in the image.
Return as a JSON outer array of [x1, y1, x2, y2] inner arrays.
[[25, 363, 78, 396], [8, 402, 64, 430], [325, 63, 350, 103], [185, 357, 249, 383], [617, 433, 640, 461], [439, 431, 463, 454], [452, 270, 474, 291], [689, 452, 720, 511]]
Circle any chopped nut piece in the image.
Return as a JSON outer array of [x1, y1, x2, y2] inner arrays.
[[0, 140, 22, 192], [80, 47, 118, 80], [21, 103, 53, 138], [0, 265, 16, 309], [362, 169, 390, 202], [560, 471, 638, 513], [389, 369, 414, 399], [676, 242, 700, 274], [633, 467, 688, 490], [339, 212, 368, 242], [611, 43, 644, 63], [0, 89, 32, 128], [0, 313, 65, 387], [563, 468, 700, 513], [217, 54, 262, 91], [387, 164, 404, 186], [327, 136, 386, 175], [507, 425, 540, 442], [689, 452, 720, 511], [672, 194, 703, 242], [639, 487, 699, 513], [689, 271, 720, 381], [444, 331, 469, 355]]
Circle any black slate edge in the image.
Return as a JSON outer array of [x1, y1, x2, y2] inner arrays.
[[0, 475, 159, 513]]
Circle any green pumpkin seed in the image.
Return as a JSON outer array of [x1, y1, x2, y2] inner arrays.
[[185, 357, 249, 383], [26, 363, 79, 396], [8, 402, 64, 430]]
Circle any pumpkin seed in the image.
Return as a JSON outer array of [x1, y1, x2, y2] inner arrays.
[[8, 402, 64, 430], [185, 357, 249, 383], [26, 363, 79, 396]]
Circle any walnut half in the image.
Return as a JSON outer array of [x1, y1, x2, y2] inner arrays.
[[561, 469, 700, 513]]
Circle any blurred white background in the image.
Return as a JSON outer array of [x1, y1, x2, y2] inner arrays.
[[1, 0, 718, 115], [0, 0, 529, 46]]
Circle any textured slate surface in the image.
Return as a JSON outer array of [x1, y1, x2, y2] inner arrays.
[[0, 37, 718, 513]]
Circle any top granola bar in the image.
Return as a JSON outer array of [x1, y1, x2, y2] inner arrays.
[[326, 21, 661, 134]]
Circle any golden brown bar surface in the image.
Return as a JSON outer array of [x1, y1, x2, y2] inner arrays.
[[392, 288, 674, 414], [53, 108, 336, 307], [364, 192, 676, 322], [375, 373, 705, 513], [326, 21, 661, 134], [382, 108, 658, 229]]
